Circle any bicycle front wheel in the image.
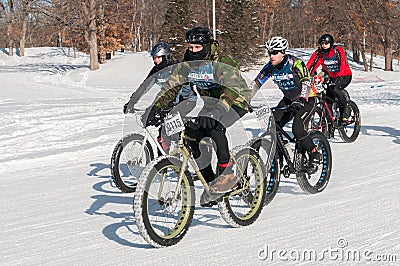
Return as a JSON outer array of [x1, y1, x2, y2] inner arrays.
[[110, 133, 154, 193], [218, 146, 266, 227], [249, 138, 280, 206], [296, 131, 332, 194], [134, 156, 195, 247], [338, 100, 361, 143]]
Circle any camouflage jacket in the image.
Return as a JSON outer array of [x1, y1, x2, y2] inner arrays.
[[153, 41, 250, 112]]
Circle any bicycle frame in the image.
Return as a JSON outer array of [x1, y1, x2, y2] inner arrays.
[[314, 81, 348, 127], [141, 126, 168, 157], [316, 92, 338, 125], [275, 123, 298, 173], [260, 106, 301, 175], [160, 129, 250, 203]]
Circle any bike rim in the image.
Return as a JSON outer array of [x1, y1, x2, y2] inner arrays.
[[120, 140, 149, 186], [308, 138, 330, 189], [227, 153, 264, 220], [144, 165, 193, 239]]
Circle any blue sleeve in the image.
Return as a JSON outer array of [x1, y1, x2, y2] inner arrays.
[[255, 63, 271, 87]]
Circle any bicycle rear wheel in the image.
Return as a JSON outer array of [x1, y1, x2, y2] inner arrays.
[[296, 131, 332, 194], [110, 133, 154, 192], [218, 146, 266, 227], [338, 100, 361, 143], [134, 156, 195, 247]]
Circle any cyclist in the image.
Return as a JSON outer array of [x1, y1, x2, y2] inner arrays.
[[250, 36, 321, 172], [124, 42, 179, 114], [143, 27, 251, 206], [307, 34, 352, 123], [124, 42, 196, 151]]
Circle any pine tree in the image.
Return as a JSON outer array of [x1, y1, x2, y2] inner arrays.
[[217, 0, 262, 67], [159, 0, 195, 59]]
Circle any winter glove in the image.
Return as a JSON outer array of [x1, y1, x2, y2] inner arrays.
[[291, 98, 307, 111], [124, 100, 137, 114], [123, 102, 132, 114], [141, 106, 162, 127], [197, 104, 226, 129]]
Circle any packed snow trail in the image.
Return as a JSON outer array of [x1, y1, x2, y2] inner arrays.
[[0, 48, 399, 265]]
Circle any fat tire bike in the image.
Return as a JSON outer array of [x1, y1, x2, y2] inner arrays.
[[133, 112, 267, 247], [110, 109, 171, 193], [309, 80, 361, 143], [251, 106, 333, 195]]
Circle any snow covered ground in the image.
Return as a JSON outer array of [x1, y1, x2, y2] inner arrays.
[[1, 47, 399, 265]]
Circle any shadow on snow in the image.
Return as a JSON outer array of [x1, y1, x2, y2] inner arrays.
[[360, 124, 400, 144], [85, 162, 229, 248]]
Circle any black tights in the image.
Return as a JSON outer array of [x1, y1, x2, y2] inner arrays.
[[186, 105, 247, 183], [274, 97, 316, 152], [327, 75, 352, 107]]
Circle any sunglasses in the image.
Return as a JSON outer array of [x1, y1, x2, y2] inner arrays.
[[319, 41, 330, 45], [268, 50, 281, 56]]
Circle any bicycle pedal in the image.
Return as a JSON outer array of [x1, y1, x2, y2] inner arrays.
[[200, 190, 224, 207], [200, 200, 218, 207]]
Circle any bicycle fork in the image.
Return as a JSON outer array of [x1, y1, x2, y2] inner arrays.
[[277, 134, 298, 178]]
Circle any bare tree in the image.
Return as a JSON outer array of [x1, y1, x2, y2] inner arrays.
[[16, 0, 36, 56], [1, 0, 398, 72], [1, 0, 16, 55], [81, 0, 99, 70]]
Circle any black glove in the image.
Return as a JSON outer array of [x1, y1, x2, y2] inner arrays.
[[123, 102, 130, 114], [124, 101, 136, 114], [197, 104, 226, 129], [141, 106, 162, 127], [291, 98, 306, 111]]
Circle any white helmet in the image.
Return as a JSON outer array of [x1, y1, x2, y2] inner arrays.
[[266, 36, 288, 51]]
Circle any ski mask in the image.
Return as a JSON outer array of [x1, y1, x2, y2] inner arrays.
[[188, 43, 210, 61]]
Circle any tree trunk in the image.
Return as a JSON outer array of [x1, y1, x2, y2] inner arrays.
[[382, 29, 393, 71], [19, 18, 27, 57], [383, 45, 393, 71], [369, 47, 374, 72], [73, 42, 76, 58], [57, 32, 62, 47], [82, 0, 99, 71], [88, 19, 99, 70], [97, 0, 106, 64], [267, 11, 274, 40], [352, 42, 360, 64], [262, 13, 268, 44], [7, 23, 14, 56], [206, 0, 210, 29], [361, 50, 368, 71]]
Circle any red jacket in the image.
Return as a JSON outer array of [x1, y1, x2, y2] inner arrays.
[[307, 45, 352, 79]]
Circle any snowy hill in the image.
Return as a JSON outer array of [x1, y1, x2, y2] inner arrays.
[[0, 47, 399, 265]]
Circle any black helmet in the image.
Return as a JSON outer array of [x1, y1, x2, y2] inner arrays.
[[150, 42, 171, 57], [318, 34, 334, 46], [185, 27, 213, 44]]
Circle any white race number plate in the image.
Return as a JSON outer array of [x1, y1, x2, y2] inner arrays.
[[164, 112, 185, 136]]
